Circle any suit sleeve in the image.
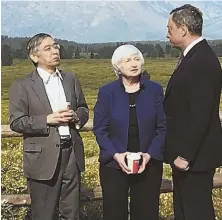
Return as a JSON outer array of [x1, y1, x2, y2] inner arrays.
[[73, 74, 89, 129], [9, 80, 49, 135], [179, 65, 214, 162], [93, 88, 117, 162], [147, 85, 166, 160]]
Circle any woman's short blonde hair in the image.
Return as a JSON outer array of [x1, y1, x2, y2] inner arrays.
[[111, 44, 144, 76]]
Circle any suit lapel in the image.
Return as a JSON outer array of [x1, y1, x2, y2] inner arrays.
[[165, 74, 173, 97], [165, 68, 177, 98], [165, 40, 207, 99], [60, 71, 72, 103], [31, 70, 52, 114], [165, 55, 187, 98]]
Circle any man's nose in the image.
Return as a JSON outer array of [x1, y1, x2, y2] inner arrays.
[[52, 49, 59, 55]]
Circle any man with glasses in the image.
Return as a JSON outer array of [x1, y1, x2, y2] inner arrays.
[[9, 33, 89, 220]]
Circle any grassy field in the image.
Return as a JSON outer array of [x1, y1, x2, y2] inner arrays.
[[1, 58, 222, 219], [1, 58, 179, 124], [2, 58, 222, 124]]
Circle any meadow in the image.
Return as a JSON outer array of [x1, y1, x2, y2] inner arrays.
[[1, 58, 222, 219]]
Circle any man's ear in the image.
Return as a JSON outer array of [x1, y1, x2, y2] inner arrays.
[[30, 53, 38, 64], [181, 24, 188, 37]]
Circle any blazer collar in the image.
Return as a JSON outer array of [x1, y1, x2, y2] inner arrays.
[[118, 74, 146, 91], [183, 39, 208, 60], [31, 69, 52, 114], [59, 70, 72, 103], [31, 68, 65, 82], [175, 39, 208, 73], [183, 37, 204, 57], [165, 39, 208, 98], [36, 67, 63, 84], [30, 68, 72, 113]]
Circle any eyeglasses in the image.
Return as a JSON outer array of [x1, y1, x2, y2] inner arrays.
[[41, 43, 60, 52]]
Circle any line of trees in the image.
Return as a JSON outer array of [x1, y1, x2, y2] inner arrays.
[[2, 45, 13, 66], [2, 35, 222, 66]]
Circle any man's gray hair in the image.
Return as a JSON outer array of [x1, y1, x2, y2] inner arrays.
[[170, 4, 203, 36], [111, 44, 144, 76], [26, 33, 52, 66], [26, 33, 52, 55]]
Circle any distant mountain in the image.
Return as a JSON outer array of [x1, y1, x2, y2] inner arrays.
[[1, 1, 222, 43]]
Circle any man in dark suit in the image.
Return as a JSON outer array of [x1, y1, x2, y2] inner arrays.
[[9, 33, 89, 220], [164, 4, 222, 220]]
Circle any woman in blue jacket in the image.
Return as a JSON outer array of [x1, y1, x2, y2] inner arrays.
[[93, 45, 166, 220]]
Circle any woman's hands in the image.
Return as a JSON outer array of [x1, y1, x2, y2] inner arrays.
[[138, 152, 151, 173], [113, 152, 151, 174], [113, 152, 131, 174]]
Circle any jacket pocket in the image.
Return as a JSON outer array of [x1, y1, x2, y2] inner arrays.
[[24, 144, 42, 153]]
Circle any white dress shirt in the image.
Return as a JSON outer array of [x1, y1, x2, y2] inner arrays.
[[37, 67, 70, 136], [183, 36, 204, 57]]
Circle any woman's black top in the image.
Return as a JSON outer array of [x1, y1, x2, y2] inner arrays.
[[127, 90, 140, 152]]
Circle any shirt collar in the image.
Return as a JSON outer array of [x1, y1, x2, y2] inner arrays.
[[183, 36, 204, 57], [37, 67, 63, 84]]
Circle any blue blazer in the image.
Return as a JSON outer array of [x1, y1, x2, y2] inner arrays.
[[93, 77, 166, 167]]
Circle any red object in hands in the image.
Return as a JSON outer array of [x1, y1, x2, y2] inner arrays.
[[127, 153, 141, 174]]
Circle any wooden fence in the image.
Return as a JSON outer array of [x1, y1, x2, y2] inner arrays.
[[1, 118, 222, 206]]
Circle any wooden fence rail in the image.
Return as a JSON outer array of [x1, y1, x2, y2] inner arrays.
[[2, 113, 222, 138], [1, 119, 94, 138], [2, 114, 222, 206], [2, 173, 222, 206]]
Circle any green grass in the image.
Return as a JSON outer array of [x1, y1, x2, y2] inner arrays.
[[1, 58, 222, 219], [1, 58, 179, 124], [2, 58, 222, 124]]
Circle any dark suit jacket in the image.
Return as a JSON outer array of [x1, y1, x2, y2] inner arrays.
[[93, 77, 166, 167], [9, 70, 89, 180], [164, 39, 222, 171]]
